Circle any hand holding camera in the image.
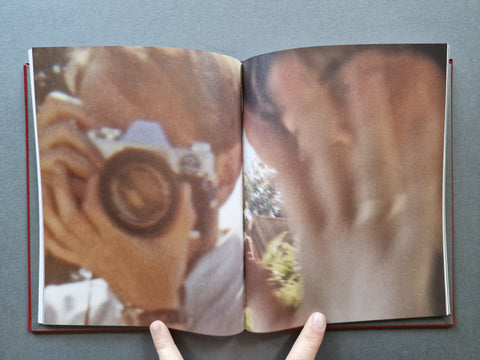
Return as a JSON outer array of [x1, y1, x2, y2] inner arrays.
[[38, 93, 208, 312], [87, 119, 217, 240]]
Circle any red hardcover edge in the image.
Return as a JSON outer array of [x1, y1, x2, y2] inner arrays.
[[23, 62, 148, 334], [24, 58, 455, 334]]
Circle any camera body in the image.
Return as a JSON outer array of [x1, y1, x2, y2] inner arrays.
[[88, 120, 218, 238]]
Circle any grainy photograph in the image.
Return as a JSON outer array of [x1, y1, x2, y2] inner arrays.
[[243, 44, 449, 330], [32, 46, 244, 335]]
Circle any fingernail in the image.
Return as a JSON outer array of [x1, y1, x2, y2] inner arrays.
[[150, 320, 163, 338], [310, 312, 326, 333]]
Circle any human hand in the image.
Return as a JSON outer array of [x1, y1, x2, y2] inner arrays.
[[150, 312, 326, 359], [37, 92, 103, 199], [244, 46, 446, 321], [38, 93, 197, 312]]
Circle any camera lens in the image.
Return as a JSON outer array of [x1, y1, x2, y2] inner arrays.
[[99, 148, 178, 236]]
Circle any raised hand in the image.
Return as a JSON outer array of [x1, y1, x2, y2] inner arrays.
[[244, 46, 446, 323]]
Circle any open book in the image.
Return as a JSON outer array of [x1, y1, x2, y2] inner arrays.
[[28, 44, 451, 336]]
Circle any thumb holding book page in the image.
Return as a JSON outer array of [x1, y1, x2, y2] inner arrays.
[[149, 312, 327, 359], [243, 45, 447, 329]]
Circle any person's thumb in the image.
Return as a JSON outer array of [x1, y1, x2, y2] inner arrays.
[[150, 320, 184, 360]]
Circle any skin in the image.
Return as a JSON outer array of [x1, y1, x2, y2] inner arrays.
[[38, 44, 445, 356], [150, 312, 327, 360], [37, 47, 242, 312], [244, 46, 446, 324]]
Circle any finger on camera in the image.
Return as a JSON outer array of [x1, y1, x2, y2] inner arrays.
[[50, 163, 97, 242], [43, 187, 81, 263], [43, 172, 98, 255], [50, 163, 80, 219], [37, 92, 94, 130], [44, 224, 78, 265], [39, 120, 103, 168], [40, 146, 98, 180]]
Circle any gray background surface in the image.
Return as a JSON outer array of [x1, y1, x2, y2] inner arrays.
[[1, 1, 479, 359]]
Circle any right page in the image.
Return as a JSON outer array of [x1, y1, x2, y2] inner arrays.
[[242, 44, 450, 332]]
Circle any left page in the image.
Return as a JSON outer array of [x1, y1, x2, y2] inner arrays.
[[29, 46, 244, 336]]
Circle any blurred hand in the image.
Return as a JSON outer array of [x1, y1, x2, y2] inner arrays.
[[244, 47, 446, 321]]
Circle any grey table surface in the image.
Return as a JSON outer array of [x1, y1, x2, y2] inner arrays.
[[1, 1, 479, 359]]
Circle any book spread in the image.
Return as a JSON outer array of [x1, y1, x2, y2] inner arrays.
[[28, 44, 451, 336]]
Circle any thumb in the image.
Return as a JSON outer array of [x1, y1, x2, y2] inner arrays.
[[150, 321, 184, 360], [286, 312, 327, 360]]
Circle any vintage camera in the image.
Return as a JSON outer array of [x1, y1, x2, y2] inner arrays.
[[88, 120, 218, 238]]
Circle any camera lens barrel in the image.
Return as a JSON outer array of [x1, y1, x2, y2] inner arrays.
[[99, 148, 179, 237]]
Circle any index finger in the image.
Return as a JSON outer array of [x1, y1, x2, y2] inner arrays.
[[286, 312, 326, 360], [37, 92, 95, 130]]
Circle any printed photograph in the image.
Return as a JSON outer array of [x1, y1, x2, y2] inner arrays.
[[243, 44, 448, 330], [33, 46, 244, 335]]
